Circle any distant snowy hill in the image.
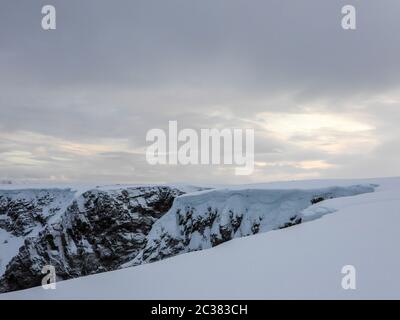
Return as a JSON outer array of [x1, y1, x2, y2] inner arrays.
[[1, 177, 400, 299]]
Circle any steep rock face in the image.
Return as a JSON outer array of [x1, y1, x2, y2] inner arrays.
[[0, 189, 76, 276], [0, 189, 75, 237], [0, 186, 186, 293], [127, 185, 375, 266]]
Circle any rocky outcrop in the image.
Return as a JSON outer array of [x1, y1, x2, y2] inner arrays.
[[0, 189, 75, 237], [0, 186, 188, 293]]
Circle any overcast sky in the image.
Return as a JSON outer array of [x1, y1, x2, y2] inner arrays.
[[0, 0, 399, 184]]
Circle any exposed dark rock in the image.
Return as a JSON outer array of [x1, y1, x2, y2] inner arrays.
[[0, 189, 74, 236], [311, 197, 325, 205], [279, 217, 302, 229], [0, 186, 185, 293]]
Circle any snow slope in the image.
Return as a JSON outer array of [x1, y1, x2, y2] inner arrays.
[[1, 177, 399, 299]]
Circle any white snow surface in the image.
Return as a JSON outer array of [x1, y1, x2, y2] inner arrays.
[[1, 177, 400, 299]]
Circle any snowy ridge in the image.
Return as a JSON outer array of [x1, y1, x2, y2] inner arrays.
[[127, 184, 375, 267]]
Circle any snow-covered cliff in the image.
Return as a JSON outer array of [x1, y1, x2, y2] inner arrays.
[[0, 181, 376, 294], [126, 185, 375, 266], [4, 178, 400, 300], [0, 185, 193, 293]]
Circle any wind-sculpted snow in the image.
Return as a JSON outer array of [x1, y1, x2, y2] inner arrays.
[[127, 185, 375, 266]]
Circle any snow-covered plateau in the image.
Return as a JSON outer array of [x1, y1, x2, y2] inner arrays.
[[1, 177, 400, 299]]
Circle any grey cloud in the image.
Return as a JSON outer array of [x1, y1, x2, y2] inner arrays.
[[1, 0, 400, 183]]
